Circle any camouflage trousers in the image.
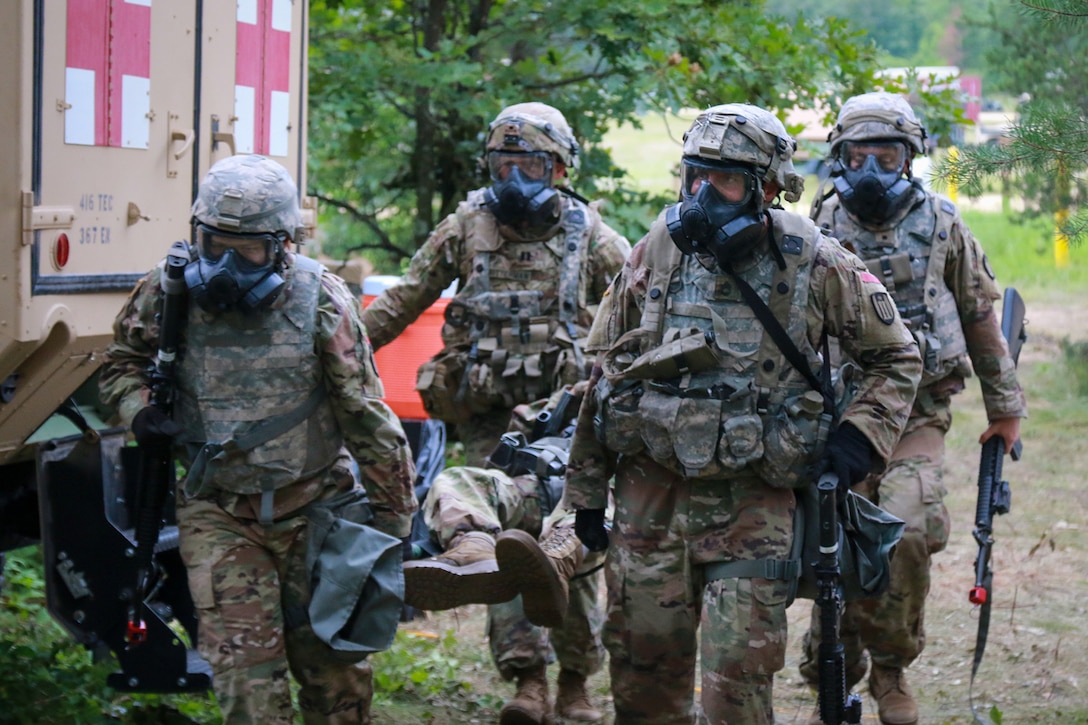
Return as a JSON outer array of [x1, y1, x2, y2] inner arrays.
[[604, 455, 794, 725], [800, 401, 953, 680], [176, 496, 373, 724], [420, 466, 606, 680]]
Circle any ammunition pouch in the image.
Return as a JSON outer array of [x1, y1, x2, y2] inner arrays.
[[753, 390, 833, 490]]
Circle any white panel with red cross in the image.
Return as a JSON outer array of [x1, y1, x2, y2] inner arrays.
[[234, 0, 291, 157], [63, 0, 151, 149]]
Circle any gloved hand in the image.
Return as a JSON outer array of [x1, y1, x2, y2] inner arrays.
[[575, 508, 610, 552], [131, 406, 181, 447], [826, 422, 874, 491]]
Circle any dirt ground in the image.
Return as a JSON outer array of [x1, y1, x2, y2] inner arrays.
[[374, 297, 1088, 724]]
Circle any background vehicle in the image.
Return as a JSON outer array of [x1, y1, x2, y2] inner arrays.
[[1, 0, 311, 691]]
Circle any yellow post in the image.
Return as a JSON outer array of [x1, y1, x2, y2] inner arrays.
[[946, 146, 959, 204], [1055, 206, 1070, 268], [1056, 160, 1070, 267]]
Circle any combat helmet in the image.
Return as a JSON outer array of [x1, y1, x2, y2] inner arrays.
[[485, 103, 580, 168], [191, 154, 305, 241], [681, 103, 805, 203], [828, 92, 927, 156]]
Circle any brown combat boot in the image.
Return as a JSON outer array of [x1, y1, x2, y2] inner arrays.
[[402, 531, 517, 610], [500, 664, 552, 725], [554, 668, 602, 722], [495, 526, 583, 627], [869, 665, 919, 725]]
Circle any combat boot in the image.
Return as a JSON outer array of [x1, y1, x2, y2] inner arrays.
[[402, 531, 517, 610], [554, 668, 602, 722], [495, 526, 583, 627], [500, 664, 552, 725], [869, 665, 919, 725]]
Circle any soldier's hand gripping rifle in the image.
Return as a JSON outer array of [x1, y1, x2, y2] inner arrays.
[[814, 471, 863, 725], [968, 287, 1026, 722], [126, 241, 189, 645]]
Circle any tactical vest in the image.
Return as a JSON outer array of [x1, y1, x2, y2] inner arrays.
[[815, 192, 968, 387], [176, 255, 344, 497], [416, 190, 594, 421], [595, 209, 831, 485]]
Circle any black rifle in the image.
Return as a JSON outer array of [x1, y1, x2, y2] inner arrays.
[[968, 287, 1026, 722], [814, 471, 863, 725], [126, 241, 189, 644]]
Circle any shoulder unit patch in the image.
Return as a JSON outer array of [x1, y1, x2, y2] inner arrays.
[[870, 291, 897, 325]]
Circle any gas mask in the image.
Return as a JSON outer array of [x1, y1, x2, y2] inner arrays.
[[666, 159, 765, 268], [482, 151, 561, 232], [184, 226, 286, 314], [832, 140, 913, 224]]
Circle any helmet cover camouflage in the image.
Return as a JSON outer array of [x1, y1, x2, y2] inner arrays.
[[191, 155, 304, 240], [682, 104, 805, 203], [828, 92, 927, 156], [485, 102, 580, 168]]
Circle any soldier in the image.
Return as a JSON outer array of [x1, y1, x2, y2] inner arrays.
[[564, 103, 923, 724], [800, 92, 1027, 725], [403, 383, 607, 724], [361, 102, 630, 465], [99, 155, 418, 724]]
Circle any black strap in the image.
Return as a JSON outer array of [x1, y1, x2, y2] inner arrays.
[[722, 266, 834, 413]]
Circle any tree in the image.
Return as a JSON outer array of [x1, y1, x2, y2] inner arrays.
[[306, 0, 883, 269], [944, 0, 1088, 243]]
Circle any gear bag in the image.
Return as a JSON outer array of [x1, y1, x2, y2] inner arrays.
[[298, 490, 404, 660]]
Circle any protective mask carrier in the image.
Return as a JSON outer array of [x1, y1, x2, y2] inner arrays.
[[832, 153, 913, 224], [184, 227, 287, 314], [665, 177, 766, 268], [483, 165, 561, 230]]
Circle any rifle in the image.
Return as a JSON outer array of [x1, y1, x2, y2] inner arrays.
[[968, 287, 1026, 722], [126, 241, 189, 645], [814, 471, 863, 725]]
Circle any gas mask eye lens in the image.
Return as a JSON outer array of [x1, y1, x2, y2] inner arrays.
[[842, 141, 905, 173], [487, 151, 552, 182]]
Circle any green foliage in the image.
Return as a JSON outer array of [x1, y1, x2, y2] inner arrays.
[[306, 0, 881, 270], [371, 629, 502, 713], [0, 549, 221, 725], [949, 1, 1088, 244], [1058, 339, 1088, 397]]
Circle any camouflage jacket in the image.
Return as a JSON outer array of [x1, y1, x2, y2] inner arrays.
[[565, 209, 923, 509], [361, 189, 630, 350], [813, 185, 1026, 421], [99, 251, 418, 537]]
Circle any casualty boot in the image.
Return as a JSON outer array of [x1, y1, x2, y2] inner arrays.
[[500, 663, 552, 725], [402, 531, 517, 610], [495, 526, 583, 627], [869, 664, 919, 725], [554, 668, 602, 722]]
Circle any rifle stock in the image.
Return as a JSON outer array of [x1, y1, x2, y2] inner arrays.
[[814, 471, 862, 725], [126, 241, 190, 644]]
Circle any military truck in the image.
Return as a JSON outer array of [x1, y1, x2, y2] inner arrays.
[[1, 0, 312, 692]]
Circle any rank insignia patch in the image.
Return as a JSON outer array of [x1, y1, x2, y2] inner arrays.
[[871, 291, 897, 325]]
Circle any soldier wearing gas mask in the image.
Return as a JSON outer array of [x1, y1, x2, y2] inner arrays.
[[361, 103, 630, 466], [801, 92, 1027, 725], [100, 154, 418, 724], [563, 103, 922, 724]]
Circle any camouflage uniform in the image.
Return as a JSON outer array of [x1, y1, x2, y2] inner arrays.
[[361, 103, 630, 466], [100, 158, 416, 725], [565, 104, 922, 724], [800, 93, 1028, 689], [418, 466, 606, 682]]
